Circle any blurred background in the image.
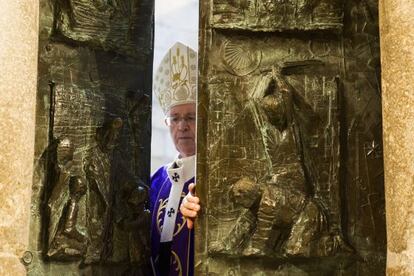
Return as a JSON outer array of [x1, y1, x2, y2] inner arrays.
[[151, 0, 199, 174]]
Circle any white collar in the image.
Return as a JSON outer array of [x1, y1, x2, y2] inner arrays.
[[167, 155, 196, 183]]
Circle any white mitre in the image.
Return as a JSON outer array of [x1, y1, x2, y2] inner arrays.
[[154, 42, 197, 114]]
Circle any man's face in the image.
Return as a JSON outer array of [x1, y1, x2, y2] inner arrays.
[[166, 103, 196, 157]]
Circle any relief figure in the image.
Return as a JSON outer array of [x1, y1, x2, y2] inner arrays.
[[47, 138, 87, 260], [118, 184, 151, 264], [83, 117, 123, 264], [211, 67, 351, 257], [45, 115, 151, 266]]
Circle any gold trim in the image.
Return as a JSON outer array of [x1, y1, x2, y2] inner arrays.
[[171, 250, 183, 276], [154, 174, 169, 234], [156, 192, 187, 236]]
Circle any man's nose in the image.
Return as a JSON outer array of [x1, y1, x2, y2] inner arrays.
[[177, 118, 189, 130]]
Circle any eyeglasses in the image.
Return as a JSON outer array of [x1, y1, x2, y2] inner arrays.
[[165, 114, 196, 127]]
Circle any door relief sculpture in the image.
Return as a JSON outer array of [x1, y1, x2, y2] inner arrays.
[[197, 0, 385, 275], [27, 0, 153, 274]]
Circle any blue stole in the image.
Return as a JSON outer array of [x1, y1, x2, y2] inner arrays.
[[150, 166, 194, 276]]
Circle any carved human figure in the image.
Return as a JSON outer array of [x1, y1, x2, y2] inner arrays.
[[210, 67, 351, 257], [255, 68, 340, 256], [83, 117, 123, 264], [64, 177, 87, 240], [120, 184, 151, 264], [210, 177, 328, 257], [209, 178, 259, 255], [47, 138, 87, 259]]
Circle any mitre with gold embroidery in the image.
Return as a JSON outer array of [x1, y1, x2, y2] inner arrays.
[[154, 42, 197, 114]]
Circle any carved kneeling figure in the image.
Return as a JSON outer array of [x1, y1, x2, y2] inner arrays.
[[47, 138, 87, 260], [211, 177, 349, 257]]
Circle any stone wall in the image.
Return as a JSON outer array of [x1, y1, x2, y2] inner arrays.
[[0, 0, 39, 274], [380, 0, 414, 275]]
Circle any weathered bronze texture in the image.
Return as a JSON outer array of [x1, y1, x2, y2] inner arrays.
[[211, 0, 344, 32], [197, 0, 385, 275], [27, 0, 153, 274], [54, 0, 147, 59]]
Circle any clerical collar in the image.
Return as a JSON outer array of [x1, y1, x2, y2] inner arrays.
[[168, 155, 195, 183]]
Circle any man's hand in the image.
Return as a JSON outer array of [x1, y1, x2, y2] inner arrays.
[[180, 183, 200, 229]]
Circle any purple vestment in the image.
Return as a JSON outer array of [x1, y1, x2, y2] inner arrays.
[[150, 165, 194, 276]]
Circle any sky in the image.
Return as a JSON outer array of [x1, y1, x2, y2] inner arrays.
[[151, 0, 199, 173], [153, 0, 199, 69]]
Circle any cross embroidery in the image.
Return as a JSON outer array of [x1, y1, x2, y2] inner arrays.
[[172, 173, 180, 182], [167, 208, 175, 217]]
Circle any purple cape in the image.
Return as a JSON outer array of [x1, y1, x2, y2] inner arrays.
[[150, 166, 194, 276]]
